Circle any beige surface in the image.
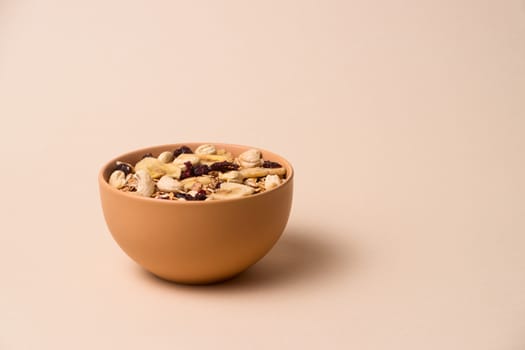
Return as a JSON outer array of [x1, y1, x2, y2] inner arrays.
[[1, 1, 524, 349]]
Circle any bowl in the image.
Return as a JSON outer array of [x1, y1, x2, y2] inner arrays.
[[98, 143, 294, 284]]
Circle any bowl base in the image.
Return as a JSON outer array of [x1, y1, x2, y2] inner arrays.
[[148, 269, 245, 286]]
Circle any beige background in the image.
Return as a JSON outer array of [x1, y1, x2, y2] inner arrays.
[[1, 1, 524, 349]]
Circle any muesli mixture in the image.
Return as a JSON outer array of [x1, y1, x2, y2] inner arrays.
[[107, 144, 287, 201]]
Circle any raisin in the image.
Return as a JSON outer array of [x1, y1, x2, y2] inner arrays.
[[180, 161, 194, 180], [141, 153, 153, 159], [114, 162, 132, 176], [210, 161, 239, 172], [173, 146, 193, 158], [175, 192, 193, 200], [262, 160, 282, 168], [194, 190, 207, 201], [193, 164, 210, 176]]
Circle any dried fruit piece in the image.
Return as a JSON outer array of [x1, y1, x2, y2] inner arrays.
[[210, 161, 239, 172], [193, 164, 210, 176], [162, 163, 182, 179], [267, 167, 286, 176], [173, 146, 192, 158], [135, 157, 166, 179], [114, 161, 133, 176], [180, 161, 194, 180], [198, 154, 233, 162], [181, 176, 212, 191], [194, 189, 207, 201], [174, 192, 191, 200], [262, 160, 282, 168], [240, 167, 269, 178], [211, 182, 255, 200]]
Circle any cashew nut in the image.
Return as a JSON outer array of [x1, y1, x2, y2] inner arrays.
[[218, 170, 244, 183], [195, 144, 216, 155], [157, 175, 182, 192], [158, 151, 174, 163], [134, 169, 155, 197], [173, 153, 201, 167], [109, 170, 127, 189], [264, 174, 281, 190], [238, 149, 262, 168]]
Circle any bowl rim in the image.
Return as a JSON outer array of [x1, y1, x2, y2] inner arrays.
[[98, 142, 294, 205]]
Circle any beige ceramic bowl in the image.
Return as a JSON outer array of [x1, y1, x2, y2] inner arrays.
[[98, 143, 294, 284]]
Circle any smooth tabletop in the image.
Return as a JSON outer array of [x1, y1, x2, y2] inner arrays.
[[1, 1, 524, 349]]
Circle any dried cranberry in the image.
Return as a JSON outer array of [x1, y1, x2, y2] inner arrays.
[[173, 146, 193, 158], [210, 161, 239, 172], [194, 190, 207, 201], [114, 162, 132, 176], [193, 164, 210, 176], [180, 161, 194, 180], [175, 192, 193, 200], [262, 160, 282, 168], [141, 153, 153, 159]]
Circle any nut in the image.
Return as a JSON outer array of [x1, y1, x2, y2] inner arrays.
[[238, 149, 262, 168], [156, 175, 182, 192], [264, 174, 281, 190], [173, 154, 200, 167], [218, 170, 244, 183], [109, 170, 127, 189], [158, 151, 174, 163], [195, 144, 216, 155], [211, 182, 255, 200], [134, 169, 155, 197]]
